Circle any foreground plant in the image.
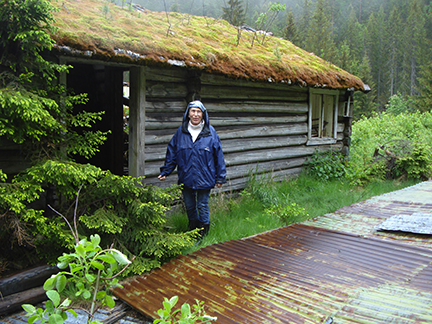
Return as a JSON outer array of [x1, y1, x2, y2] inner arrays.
[[22, 190, 133, 324], [154, 296, 217, 324]]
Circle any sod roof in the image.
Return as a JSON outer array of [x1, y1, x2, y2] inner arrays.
[[51, 0, 366, 91]]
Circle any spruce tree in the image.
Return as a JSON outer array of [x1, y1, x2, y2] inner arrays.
[[222, 0, 246, 27], [304, 0, 336, 63]]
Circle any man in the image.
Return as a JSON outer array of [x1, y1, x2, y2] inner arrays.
[[158, 100, 226, 236]]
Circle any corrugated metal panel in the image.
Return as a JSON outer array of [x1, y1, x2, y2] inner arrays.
[[113, 181, 432, 323]]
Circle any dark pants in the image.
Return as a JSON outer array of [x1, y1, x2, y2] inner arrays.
[[182, 187, 211, 225]]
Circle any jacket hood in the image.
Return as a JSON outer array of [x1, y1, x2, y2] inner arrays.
[[183, 100, 209, 125], [182, 100, 211, 137]]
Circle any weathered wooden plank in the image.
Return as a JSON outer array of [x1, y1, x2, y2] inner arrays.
[[143, 164, 304, 192], [146, 82, 187, 98], [225, 157, 306, 180], [205, 101, 308, 113], [145, 115, 308, 130], [145, 100, 187, 113], [144, 123, 308, 145], [0, 265, 59, 297], [145, 66, 188, 82], [225, 167, 303, 191], [0, 287, 46, 316], [223, 146, 315, 166], [201, 84, 308, 101], [144, 135, 308, 162], [200, 72, 308, 92]]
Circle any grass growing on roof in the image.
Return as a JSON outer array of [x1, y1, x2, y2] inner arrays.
[[51, 0, 365, 90]]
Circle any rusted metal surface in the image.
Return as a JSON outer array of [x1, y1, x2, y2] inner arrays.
[[113, 181, 432, 323]]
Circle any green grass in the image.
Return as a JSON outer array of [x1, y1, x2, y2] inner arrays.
[[166, 174, 420, 255]]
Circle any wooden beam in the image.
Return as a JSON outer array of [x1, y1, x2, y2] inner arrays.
[[128, 67, 146, 177]]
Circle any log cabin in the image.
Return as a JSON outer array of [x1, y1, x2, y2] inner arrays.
[[1, 0, 369, 192]]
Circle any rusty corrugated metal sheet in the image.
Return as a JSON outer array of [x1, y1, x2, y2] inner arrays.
[[113, 181, 432, 323]]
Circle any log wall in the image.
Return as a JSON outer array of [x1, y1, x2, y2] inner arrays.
[[142, 66, 350, 192]]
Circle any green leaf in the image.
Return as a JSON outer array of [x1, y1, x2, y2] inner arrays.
[[67, 309, 77, 318], [85, 273, 96, 282], [48, 313, 64, 324], [90, 261, 105, 270], [46, 290, 61, 307], [75, 244, 86, 258], [111, 249, 131, 265], [180, 302, 191, 317], [44, 277, 56, 290], [83, 289, 92, 299], [56, 275, 67, 292], [98, 254, 116, 264], [22, 304, 36, 313], [105, 295, 115, 308], [90, 234, 101, 247]]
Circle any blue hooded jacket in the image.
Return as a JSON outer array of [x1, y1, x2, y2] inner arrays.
[[160, 100, 227, 190]]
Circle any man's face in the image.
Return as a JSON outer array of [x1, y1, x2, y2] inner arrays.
[[188, 107, 203, 125]]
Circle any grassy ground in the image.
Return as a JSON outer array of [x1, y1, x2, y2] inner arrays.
[[166, 174, 420, 255]]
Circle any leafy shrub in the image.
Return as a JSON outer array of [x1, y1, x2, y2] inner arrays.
[[0, 160, 197, 276], [348, 111, 432, 184], [264, 203, 309, 226], [154, 296, 217, 324], [306, 150, 347, 181]]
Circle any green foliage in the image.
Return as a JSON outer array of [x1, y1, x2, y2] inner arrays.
[[222, 0, 246, 27], [264, 203, 309, 226], [385, 93, 415, 115], [153, 296, 217, 324], [348, 111, 432, 184], [0, 0, 108, 161], [22, 227, 131, 324], [0, 160, 197, 275], [306, 150, 347, 181]]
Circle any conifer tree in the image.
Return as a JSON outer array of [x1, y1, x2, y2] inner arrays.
[[283, 9, 300, 45], [222, 0, 246, 26], [304, 0, 336, 63]]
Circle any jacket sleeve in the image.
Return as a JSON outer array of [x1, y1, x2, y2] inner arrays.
[[160, 131, 178, 177], [213, 133, 227, 183]]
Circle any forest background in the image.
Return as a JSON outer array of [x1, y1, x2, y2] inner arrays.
[[127, 0, 432, 118]]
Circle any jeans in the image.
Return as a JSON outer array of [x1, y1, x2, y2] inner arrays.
[[182, 187, 211, 225]]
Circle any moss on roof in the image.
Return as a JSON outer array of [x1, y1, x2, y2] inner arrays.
[[51, 0, 366, 91]]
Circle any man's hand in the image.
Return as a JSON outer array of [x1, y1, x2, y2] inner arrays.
[[158, 175, 166, 181]]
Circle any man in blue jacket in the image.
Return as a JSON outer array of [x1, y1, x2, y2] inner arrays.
[[158, 100, 227, 236]]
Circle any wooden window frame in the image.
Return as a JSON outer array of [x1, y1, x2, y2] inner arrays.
[[307, 89, 339, 145]]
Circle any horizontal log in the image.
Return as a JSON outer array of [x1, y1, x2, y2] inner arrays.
[[205, 101, 308, 113], [145, 66, 188, 82], [144, 145, 320, 177], [146, 82, 187, 98], [0, 265, 59, 297], [145, 114, 307, 129], [143, 164, 304, 192], [225, 157, 306, 180], [200, 72, 308, 92], [145, 123, 308, 145], [201, 84, 307, 101], [145, 100, 187, 113], [144, 135, 308, 162], [223, 145, 315, 166], [0, 286, 46, 316], [225, 166, 303, 192]]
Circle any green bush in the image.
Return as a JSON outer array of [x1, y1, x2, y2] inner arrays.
[[306, 150, 347, 181], [0, 161, 197, 276], [348, 111, 432, 184], [264, 203, 309, 226]]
